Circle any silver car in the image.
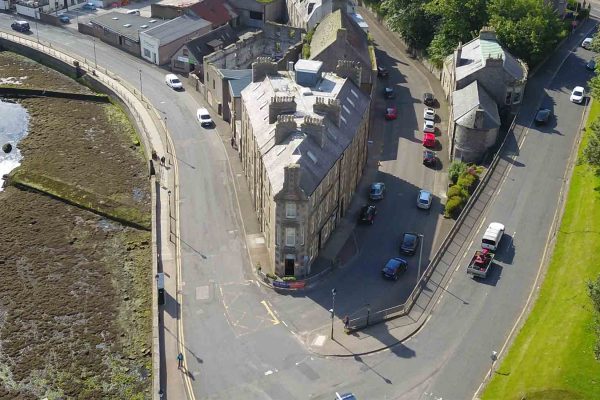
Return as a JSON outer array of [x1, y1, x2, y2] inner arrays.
[[417, 189, 432, 209]]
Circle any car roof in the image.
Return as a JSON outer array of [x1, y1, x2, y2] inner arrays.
[[371, 182, 384, 188], [166, 74, 178, 79], [197, 107, 209, 113], [14, 20, 28, 24], [419, 190, 431, 199], [573, 86, 584, 91]]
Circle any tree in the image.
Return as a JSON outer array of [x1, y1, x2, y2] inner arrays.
[[583, 119, 600, 167], [488, 0, 566, 67], [588, 274, 600, 360], [381, 0, 436, 50], [424, 0, 489, 65]]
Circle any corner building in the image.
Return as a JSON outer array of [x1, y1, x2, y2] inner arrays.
[[240, 59, 370, 277]]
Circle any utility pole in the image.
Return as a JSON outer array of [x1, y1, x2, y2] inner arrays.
[[330, 288, 336, 339]]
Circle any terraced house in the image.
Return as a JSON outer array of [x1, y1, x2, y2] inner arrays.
[[239, 58, 370, 277]]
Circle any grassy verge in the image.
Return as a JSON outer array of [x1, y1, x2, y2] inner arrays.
[[481, 101, 600, 399]]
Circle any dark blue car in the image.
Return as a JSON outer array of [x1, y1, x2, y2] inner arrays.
[[382, 258, 408, 280]]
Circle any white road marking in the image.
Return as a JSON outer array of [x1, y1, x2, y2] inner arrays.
[[312, 335, 327, 347]]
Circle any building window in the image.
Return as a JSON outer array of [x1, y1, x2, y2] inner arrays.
[[285, 227, 296, 246], [286, 202, 296, 218], [183, 49, 189, 56], [512, 87, 522, 104], [143, 48, 151, 58], [249, 11, 263, 20], [213, 79, 216, 89], [505, 90, 512, 105]]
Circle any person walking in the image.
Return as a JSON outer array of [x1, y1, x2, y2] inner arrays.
[[177, 352, 184, 369], [344, 315, 350, 331]]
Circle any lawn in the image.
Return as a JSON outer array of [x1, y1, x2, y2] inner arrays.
[[481, 101, 600, 399]]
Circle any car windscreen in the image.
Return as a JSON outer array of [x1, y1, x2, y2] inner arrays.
[[482, 238, 496, 245], [403, 235, 416, 246], [200, 115, 210, 120]]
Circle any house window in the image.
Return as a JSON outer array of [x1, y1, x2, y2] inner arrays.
[[213, 79, 216, 89], [286, 202, 296, 218], [143, 48, 151, 58], [512, 87, 522, 104], [183, 49, 189, 56], [285, 227, 296, 246], [505, 90, 512, 105], [249, 11, 263, 20]]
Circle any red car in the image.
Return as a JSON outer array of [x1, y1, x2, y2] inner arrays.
[[422, 132, 436, 147], [385, 106, 397, 120]]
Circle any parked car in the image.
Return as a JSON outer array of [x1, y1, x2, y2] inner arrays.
[[423, 119, 435, 133], [423, 107, 435, 121], [423, 150, 437, 167], [359, 205, 377, 224], [165, 74, 183, 90], [196, 108, 213, 127], [82, 2, 97, 10], [586, 59, 596, 71], [384, 87, 395, 99], [423, 92, 435, 106], [369, 182, 385, 200], [582, 37, 593, 49], [400, 232, 420, 255], [534, 109, 552, 125], [382, 258, 408, 281], [126, 9, 141, 15], [377, 66, 389, 78], [385, 105, 397, 120], [58, 14, 71, 23], [417, 189, 432, 209], [422, 132, 436, 148], [570, 86, 585, 104], [11, 21, 30, 32]]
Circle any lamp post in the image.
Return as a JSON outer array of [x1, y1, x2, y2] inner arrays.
[[366, 303, 371, 327], [490, 351, 498, 377], [139, 68, 143, 99], [93, 38, 97, 69], [34, 18, 40, 43], [330, 288, 336, 339], [417, 233, 424, 285]]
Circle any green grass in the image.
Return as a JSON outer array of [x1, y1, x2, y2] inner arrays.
[[481, 101, 600, 399]]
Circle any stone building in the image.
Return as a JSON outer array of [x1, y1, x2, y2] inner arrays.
[[239, 58, 370, 277], [286, 0, 332, 30], [202, 21, 303, 123], [308, 9, 374, 93], [227, 0, 286, 27], [441, 27, 527, 161]]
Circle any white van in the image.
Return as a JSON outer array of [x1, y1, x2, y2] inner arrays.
[[482, 222, 504, 251]]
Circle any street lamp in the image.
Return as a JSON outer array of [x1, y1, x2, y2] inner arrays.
[[34, 18, 40, 43], [139, 68, 143, 99], [490, 351, 498, 377], [93, 38, 97, 69], [417, 234, 424, 284], [330, 288, 337, 339]]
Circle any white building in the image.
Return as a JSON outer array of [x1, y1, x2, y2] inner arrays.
[[286, 0, 332, 31]]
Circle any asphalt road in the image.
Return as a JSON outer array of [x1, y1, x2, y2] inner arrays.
[[0, 12, 595, 400]]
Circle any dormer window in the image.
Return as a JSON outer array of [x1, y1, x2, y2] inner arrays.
[[286, 202, 297, 218]]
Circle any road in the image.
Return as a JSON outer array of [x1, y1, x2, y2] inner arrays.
[[0, 11, 595, 400]]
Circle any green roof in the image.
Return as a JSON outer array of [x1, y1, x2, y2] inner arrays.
[[309, 9, 343, 59], [479, 38, 504, 61]]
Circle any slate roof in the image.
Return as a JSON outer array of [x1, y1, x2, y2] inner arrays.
[[188, 0, 238, 27], [455, 35, 526, 82], [143, 14, 210, 45], [453, 81, 500, 129], [183, 24, 238, 64], [309, 9, 371, 73], [90, 12, 160, 41], [228, 70, 253, 97], [241, 72, 370, 196]]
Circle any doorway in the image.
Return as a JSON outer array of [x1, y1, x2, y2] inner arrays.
[[284, 255, 295, 276]]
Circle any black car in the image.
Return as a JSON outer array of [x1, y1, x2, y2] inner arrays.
[[534, 109, 552, 125], [423, 150, 437, 167], [400, 232, 419, 255], [382, 258, 408, 280], [586, 59, 596, 71], [359, 205, 377, 224], [11, 21, 30, 33], [384, 87, 395, 99], [377, 66, 389, 78], [423, 92, 435, 106]]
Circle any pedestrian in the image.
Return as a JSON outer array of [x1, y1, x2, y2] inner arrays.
[[160, 156, 165, 166], [230, 136, 235, 148], [344, 315, 350, 330], [177, 352, 184, 368]]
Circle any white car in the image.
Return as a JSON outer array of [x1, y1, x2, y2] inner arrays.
[[570, 86, 585, 104], [417, 189, 432, 209], [165, 74, 183, 90], [196, 107, 213, 127], [582, 37, 593, 49], [423, 119, 435, 133], [423, 107, 435, 121]]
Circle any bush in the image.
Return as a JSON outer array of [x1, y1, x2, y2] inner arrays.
[[448, 161, 467, 184], [282, 276, 297, 281], [457, 172, 478, 192], [447, 184, 466, 199], [266, 272, 278, 280], [588, 274, 600, 359], [444, 196, 465, 218]]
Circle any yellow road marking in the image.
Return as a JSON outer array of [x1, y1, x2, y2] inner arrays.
[[261, 300, 280, 325]]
